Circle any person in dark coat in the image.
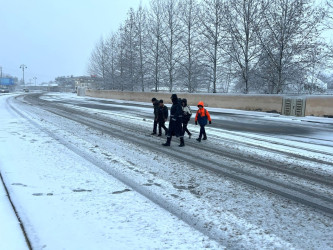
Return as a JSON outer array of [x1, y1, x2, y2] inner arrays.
[[162, 94, 185, 147], [181, 98, 192, 138], [151, 97, 159, 135], [157, 100, 169, 136]]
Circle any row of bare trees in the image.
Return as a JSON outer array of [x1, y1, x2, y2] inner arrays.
[[87, 0, 333, 94]]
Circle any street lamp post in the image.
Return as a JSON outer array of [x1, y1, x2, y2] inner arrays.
[[20, 64, 27, 86], [33, 77, 37, 87]]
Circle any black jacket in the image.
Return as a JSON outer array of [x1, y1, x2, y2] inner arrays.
[[170, 98, 183, 122], [158, 105, 168, 122], [153, 100, 159, 119]]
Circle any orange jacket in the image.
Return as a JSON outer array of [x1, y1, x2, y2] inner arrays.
[[195, 101, 211, 122]]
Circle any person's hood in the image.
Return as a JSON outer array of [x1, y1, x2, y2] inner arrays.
[[182, 98, 188, 106], [171, 94, 178, 100], [197, 101, 204, 107], [172, 97, 179, 105]]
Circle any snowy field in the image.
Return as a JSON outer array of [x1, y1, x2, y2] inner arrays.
[[0, 92, 333, 249]]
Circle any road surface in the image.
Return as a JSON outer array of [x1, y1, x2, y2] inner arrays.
[[1, 92, 333, 249]]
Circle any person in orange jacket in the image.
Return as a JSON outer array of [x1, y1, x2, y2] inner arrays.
[[195, 101, 211, 142]]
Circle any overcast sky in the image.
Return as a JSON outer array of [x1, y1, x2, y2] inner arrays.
[[1, 1, 332, 84], [0, 0, 149, 84]]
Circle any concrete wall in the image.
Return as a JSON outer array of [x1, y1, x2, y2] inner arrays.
[[305, 96, 333, 117], [85, 89, 282, 113], [84, 89, 333, 117]]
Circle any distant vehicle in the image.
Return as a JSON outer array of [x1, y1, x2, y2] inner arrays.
[[23, 88, 30, 92], [0, 88, 9, 93]]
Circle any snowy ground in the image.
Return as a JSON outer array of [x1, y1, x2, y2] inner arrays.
[[0, 92, 333, 249]]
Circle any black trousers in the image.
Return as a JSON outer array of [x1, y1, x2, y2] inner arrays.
[[158, 121, 168, 135], [153, 119, 158, 133], [199, 125, 206, 139], [183, 122, 191, 136]]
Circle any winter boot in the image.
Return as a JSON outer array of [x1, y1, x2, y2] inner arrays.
[[162, 137, 171, 146], [203, 136, 207, 140], [179, 137, 185, 147], [196, 138, 201, 142], [188, 132, 192, 139], [158, 134, 162, 137]]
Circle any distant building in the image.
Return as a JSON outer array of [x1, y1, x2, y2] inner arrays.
[[54, 75, 103, 92], [74, 75, 103, 90]]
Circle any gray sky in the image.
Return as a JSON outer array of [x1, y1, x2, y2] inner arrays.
[[0, 0, 149, 84], [1, 1, 332, 84]]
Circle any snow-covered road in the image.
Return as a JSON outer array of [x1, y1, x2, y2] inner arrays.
[[1, 92, 333, 249]]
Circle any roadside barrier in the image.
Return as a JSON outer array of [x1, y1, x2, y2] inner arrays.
[[81, 89, 333, 117]]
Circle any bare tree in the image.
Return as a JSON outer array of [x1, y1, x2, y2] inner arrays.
[[178, 0, 203, 92], [200, 0, 226, 93], [87, 36, 109, 89], [255, 0, 326, 94], [326, 0, 333, 26], [147, 0, 163, 92], [225, 0, 262, 93], [160, 0, 182, 92], [326, 0, 333, 61], [105, 33, 118, 90], [116, 25, 127, 91], [134, 4, 148, 92]]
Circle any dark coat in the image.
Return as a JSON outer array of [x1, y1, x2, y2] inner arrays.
[[168, 97, 183, 137], [158, 105, 168, 123], [181, 99, 192, 124], [153, 100, 159, 119]]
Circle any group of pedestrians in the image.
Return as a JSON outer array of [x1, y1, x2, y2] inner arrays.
[[151, 94, 212, 147]]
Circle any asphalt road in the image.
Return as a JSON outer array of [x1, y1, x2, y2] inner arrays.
[[47, 94, 333, 145], [6, 92, 333, 248]]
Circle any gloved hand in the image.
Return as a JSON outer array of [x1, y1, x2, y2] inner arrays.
[[172, 118, 177, 121], [209, 121, 212, 124], [195, 121, 198, 125]]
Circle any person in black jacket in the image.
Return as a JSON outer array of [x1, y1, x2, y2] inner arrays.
[[181, 98, 192, 138], [157, 100, 169, 136], [162, 94, 185, 147], [151, 97, 159, 135]]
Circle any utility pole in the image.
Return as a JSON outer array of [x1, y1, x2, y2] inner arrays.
[[33, 77, 37, 87], [20, 64, 27, 86]]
